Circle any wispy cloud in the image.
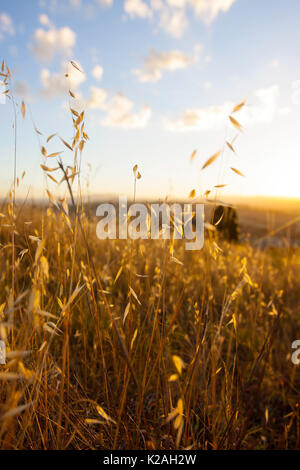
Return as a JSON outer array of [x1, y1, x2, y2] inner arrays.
[[124, 0, 152, 18], [40, 62, 85, 98], [189, 0, 238, 24], [96, 0, 114, 7], [133, 48, 197, 82], [164, 101, 233, 132], [92, 64, 104, 82], [123, 0, 239, 38], [164, 85, 281, 132], [86, 86, 107, 109], [37, 57, 150, 129], [249, 84, 280, 123], [0, 12, 15, 40], [39, 13, 52, 27], [101, 94, 152, 128], [32, 18, 76, 61], [150, 0, 188, 38]]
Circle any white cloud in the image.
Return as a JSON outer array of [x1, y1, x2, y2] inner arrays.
[[71, 88, 150, 130], [32, 24, 76, 61], [39, 64, 150, 130], [92, 64, 104, 81], [0, 12, 15, 39], [40, 62, 85, 98], [164, 85, 281, 132], [61, 85, 107, 112], [124, 0, 152, 18], [124, 0, 238, 37], [247, 84, 279, 123], [166, 0, 186, 7], [39, 13, 52, 27], [254, 85, 279, 108], [101, 94, 151, 128], [38, 60, 150, 129], [87, 86, 107, 109], [157, 5, 187, 38], [189, 0, 238, 24], [133, 48, 196, 82], [96, 0, 114, 6], [150, 0, 187, 37], [164, 102, 233, 132]]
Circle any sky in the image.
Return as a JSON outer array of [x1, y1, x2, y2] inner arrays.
[[1, 0, 300, 201]]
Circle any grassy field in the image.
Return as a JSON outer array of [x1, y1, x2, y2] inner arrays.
[[0, 199, 300, 449], [1, 61, 300, 450]]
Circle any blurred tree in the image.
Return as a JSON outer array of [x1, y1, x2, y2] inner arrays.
[[212, 205, 240, 242]]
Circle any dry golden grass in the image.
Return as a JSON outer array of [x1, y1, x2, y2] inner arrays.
[[1, 60, 300, 450]]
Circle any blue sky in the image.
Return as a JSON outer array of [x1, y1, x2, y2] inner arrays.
[[1, 0, 300, 200]]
